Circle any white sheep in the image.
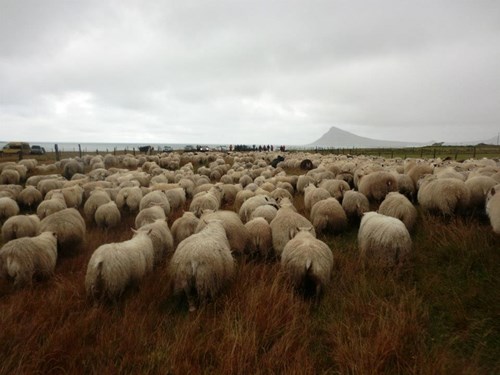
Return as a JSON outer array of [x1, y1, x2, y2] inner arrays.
[[0, 184, 24, 200], [197, 210, 250, 254], [270, 199, 316, 258], [94, 201, 122, 229], [37, 178, 65, 198], [139, 190, 171, 217], [163, 187, 187, 211], [281, 227, 333, 297], [136, 219, 174, 263], [115, 186, 143, 212], [169, 220, 235, 311], [171, 211, 200, 246], [39, 208, 86, 251], [358, 212, 412, 268], [310, 197, 348, 234], [465, 176, 498, 210], [0, 169, 21, 185], [245, 217, 273, 259], [0, 231, 58, 287], [238, 194, 278, 223], [0, 197, 20, 222], [319, 179, 350, 203], [85, 230, 154, 301], [378, 192, 418, 232], [189, 185, 224, 217], [486, 184, 500, 234], [1, 214, 40, 242], [17, 186, 43, 209], [417, 176, 470, 216], [358, 171, 398, 202], [304, 184, 332, 214], [83, 189, 111, 219], [249, 204, 278, 223], [37, 191, 67, 219], [341, 190, 370, 221], [135, 205, 166, 228]]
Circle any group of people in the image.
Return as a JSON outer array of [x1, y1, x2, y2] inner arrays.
[[229, 144, 286, 152]]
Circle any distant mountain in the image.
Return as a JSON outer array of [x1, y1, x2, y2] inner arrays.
[[308, 126, 428, 148]]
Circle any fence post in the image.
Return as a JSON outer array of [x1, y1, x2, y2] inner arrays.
[[54, 144, 60, 161], [433, 149, 436, 159], [78, 144, 82, 158], [473, 147, 476, 159]]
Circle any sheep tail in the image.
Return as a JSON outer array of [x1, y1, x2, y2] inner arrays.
[[305, 258, 312, 271]]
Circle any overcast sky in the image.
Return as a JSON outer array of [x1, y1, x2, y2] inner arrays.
[[1, 0, 499, 145]]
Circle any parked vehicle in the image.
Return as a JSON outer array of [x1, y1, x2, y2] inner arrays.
[[196, 145, 210, 152], [30, 145, 46, 155], [2, 142, 31, 154], [163, 146, 173, 153], [184, 145, 194, 151]]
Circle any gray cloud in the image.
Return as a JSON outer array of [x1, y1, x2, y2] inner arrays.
[[1, 0, 499, 145]]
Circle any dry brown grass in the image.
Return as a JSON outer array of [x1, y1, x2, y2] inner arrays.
[[0, 167, 499, 374]]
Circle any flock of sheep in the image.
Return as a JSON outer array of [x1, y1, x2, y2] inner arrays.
[[0, 150, 499, 310]]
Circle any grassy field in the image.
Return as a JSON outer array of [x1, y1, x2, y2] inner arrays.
[[0, 157, 499, 374]]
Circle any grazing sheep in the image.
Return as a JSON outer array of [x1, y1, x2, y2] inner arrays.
[[94, 201, 122, 229], [281, 227, 333, 297], [63, 159, 85, 180], [465, 176, 498, 210], [116, 186, 143, 212], [1, 214, 40, 242], [83, 189, 111, 220], [197, 210, 250, 254], [135, 205, 166, 228], [0, 197, 20, 222], [17, 186, 43, 209], [85, 230, 154, 301], [163, 187, 186, 211], [245, 217, 273, 258], [171, 211, 200, 246], [486, 185, 500, 234], [342, 190, 370, 222], [0, 184, 24, 200], [0, 231, 58, 287], [358, 171, 398, 202], [270, 199, 316, 258], [136, 219, 174, 263], [170, 220, 235, 311], [37, 191, 67, 219], [39, 208, 86, 250], [296, 175, 315, 194], [310, 197, 348, 234], [139, 190, 171, 217], [0, 169, 21, 185], [395, 173, 416, 202], [378, 192, 418, 232], [319, 179, 350, 202], [234, 190, 255, 212], [250, 204, 278, 223], [239, 195, 278, 223], [407, 163, 433, 188], [304, 184, 331, 214], [417, 176, 470, 216], [358, 212, 412, 268], [59, 185, 84, 208], [37, 179, 65, 198], [189, 185, 224, 217]]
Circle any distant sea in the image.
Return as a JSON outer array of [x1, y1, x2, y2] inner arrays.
[[0, 141, 224, 153]]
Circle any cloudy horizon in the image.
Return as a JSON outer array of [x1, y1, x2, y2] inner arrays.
[[1, 0, 499, 145]]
